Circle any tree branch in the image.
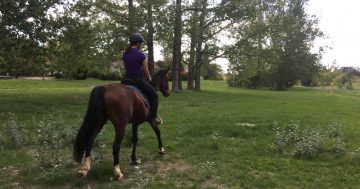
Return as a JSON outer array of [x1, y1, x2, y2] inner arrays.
[[206, 50, 228, 62], [204, 17, 229, 28], [205, 21, 236, 39], [182, 7, 217, 12]]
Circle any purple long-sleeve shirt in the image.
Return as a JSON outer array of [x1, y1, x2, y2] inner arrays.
[[122, 48, 147, 76]]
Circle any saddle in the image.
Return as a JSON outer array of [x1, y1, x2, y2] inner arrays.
[[125, 85, 150, 108]]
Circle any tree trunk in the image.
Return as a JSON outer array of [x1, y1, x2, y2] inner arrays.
[[128, 0, 135, 34], [194, 54, 202, 91], [171, 0, 182, 92], [187, 66, 194, 89], [146, 0, 155, 74], [194, 0, 207, 91], [187, 12, 198, 90], [178, 63, 183, 89]]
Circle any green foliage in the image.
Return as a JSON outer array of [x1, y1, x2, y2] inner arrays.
[[272, 121, 346, 158], [0, 0, 173, 79], [35, 116, 74, 170], [201, 63, 223, 80], [318, 69, 337, 86], [334, 72, 353, 89], [0, 113, 29, 149], [0, 0, 63, 76], [309, 66, 354, 89], [227, 0, 323, 90]]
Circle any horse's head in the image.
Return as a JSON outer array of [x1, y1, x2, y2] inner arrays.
[[151, 67, 170, 97]]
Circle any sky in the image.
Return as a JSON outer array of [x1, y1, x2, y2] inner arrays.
[[307, 0, 360, 68]]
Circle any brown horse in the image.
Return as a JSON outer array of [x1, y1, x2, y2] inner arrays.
[[73, 68, 170, 180]]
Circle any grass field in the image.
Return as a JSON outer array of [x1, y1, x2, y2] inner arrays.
[[0, 79, 360, 188]]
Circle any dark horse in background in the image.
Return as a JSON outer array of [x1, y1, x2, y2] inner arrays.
[[73, 68, 170, 180]]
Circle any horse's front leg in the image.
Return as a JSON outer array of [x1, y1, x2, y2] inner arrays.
[[150, 124, 165, 155], [131, 124, 139, 165]]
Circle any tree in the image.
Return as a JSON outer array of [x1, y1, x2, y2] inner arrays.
[[128, 0, 136, 34], [227, 0, 323, 90], [269, 0, 322, 90], [142, 0, 168, 74], [185, 8, 199, 89], [0, 0, 63, 76], [146, 0, 155, 74], [183, 0, 254, 91], [171, 0, 182, 92]]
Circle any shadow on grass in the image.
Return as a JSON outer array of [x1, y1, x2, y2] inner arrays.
[[22, 162, 117, 188]]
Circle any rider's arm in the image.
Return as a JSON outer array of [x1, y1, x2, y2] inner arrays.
[[142, 58, 152, 81]]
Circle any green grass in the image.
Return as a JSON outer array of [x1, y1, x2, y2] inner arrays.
[[1, 79, 360, 188]]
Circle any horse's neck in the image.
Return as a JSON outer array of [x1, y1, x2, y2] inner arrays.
[[150, 75, 159, 88]]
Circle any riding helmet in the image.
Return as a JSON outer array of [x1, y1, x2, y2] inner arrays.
[[129, 33, 145, 43]]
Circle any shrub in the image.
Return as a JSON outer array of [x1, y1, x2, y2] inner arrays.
[[210, 129, 222, 150], [294, 127, 324, 158], [272, 121, 346, 159], [35, 116, 71, 169], [0, 113, 29, 149], [326, 71, 353, 89], [88, 70, 121, 80], [100, 71, 121, 80]]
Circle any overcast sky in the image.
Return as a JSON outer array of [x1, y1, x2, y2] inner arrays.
[[307, 0, 360, 68]]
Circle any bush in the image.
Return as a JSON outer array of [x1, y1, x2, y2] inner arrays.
[[53, 72, 64, 79], [74, 69, 88, 80], [35, 115, 76, 169], [88, 70, 121, 80], [272, 121, 346, 159], [0, 113, 29, 149], [100, 71, 121, 80]]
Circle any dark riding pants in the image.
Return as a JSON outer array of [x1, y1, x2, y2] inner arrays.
[[122, 76, 158, 119]]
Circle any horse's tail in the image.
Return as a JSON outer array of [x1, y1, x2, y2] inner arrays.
[[73, 86, 107, 163]]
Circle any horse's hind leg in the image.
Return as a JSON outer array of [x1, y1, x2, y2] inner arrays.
[[150, 124, 165, 155], [131, 124, 139, 165], [111, 120, 127, 180], [78, 122, 106, 177]]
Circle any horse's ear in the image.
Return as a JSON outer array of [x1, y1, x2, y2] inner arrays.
[[165, 66, 170, 73]]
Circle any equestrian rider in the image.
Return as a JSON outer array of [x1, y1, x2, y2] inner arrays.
[[122, 33, 161, 126]]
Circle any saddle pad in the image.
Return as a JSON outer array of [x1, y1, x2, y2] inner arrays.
[[126, 85, 150, 108]]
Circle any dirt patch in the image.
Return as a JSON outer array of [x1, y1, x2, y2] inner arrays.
[[125, 160, 225, 188], [119, 160, 194, 187], [18, 77, 55, 80], [235, 122, 257, 128], [26, 149, 38, 157], [150, 160, 190, 176], [1, 165, 22, 188], [0, 76, 13, 80], [201, 177, 226, 189]]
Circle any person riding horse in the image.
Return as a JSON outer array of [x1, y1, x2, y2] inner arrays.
[[74, 33, 170, 179], [122, 33, 162, 126]]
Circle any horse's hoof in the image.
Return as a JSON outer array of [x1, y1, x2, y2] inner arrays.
[[114, 172, 123, 180], [131, 161, 139, 166], [159, 147, 166, 155], [114, 165, 123, 180], [77, 170, 88, 178]]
